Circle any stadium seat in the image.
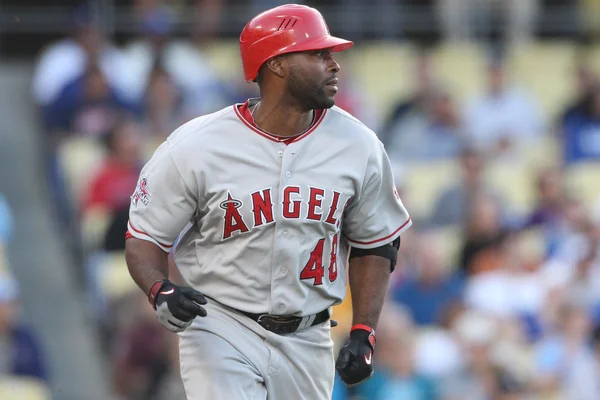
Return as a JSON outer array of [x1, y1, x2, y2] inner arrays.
[[56, 136, 107, 207], [80, 207, 112, 251], [485, 161, 536, 214], [0, 376, 51, 400], [348, 42, 416, 118], [563, 162, 600, 210], [0, 244, 9, 275], [506, 42, 578, 121], [433, 224, 463, 269], [95, 251, 137, 301], [400, 160, 460, 220], [430, 42, 487, 105]]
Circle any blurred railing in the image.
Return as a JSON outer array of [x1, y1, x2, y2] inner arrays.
[[0, 3, 582, 37]]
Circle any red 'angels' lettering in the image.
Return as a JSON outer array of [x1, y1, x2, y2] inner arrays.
[[283, 186, 301, 219], [220, 193, 249, 239], [251, 189, 275, 227], [219, 186, 346, 240], [325, 191, 341, 225], [306, 187, 325, 221]]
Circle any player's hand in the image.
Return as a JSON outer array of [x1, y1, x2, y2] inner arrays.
[[149, 280, 207, 333], [335, 326, 376, 387]]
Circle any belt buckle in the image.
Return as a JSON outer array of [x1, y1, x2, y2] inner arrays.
[[257, 314, 301, 335]]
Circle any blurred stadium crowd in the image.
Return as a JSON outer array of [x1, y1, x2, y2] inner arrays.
[[2, 0, 600, 399]]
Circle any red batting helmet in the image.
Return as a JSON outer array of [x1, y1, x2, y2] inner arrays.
[[239, 4, 354, 82]]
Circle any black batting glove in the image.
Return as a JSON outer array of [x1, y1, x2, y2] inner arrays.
[[335, 325, 376, 387], [148, 279, 207, 333]]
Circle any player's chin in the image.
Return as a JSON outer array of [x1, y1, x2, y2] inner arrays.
[[318, 95, 336, 109]]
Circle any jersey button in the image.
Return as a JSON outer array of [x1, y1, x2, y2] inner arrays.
[[281, 267, 288, 276], [286, 171, 291, 177], [282, 230, 288, 238], [277, 303, 286, 312], [277, 151, 283, 158]]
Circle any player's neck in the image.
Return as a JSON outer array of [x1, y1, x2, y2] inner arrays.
[[252, 97, 314, 138]]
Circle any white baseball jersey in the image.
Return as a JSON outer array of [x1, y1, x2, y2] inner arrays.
[[127, 98, 412, 317]]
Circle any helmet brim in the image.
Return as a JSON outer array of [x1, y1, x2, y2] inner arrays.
[[292, 35, 354, 54]]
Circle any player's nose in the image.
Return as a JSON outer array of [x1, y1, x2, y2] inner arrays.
[[328, 57, 340, 74]]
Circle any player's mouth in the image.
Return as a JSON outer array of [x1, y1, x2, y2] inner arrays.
[[324, 78, 338, 93]]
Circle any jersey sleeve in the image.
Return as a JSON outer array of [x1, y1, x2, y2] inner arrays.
[[127, 142, 198, 252], [343, 139, 412, 249]]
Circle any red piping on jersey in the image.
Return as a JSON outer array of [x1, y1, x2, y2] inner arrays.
[[127, 220, 173, 249], [233, 101, 326, 145], [347, 217, 412, 246]]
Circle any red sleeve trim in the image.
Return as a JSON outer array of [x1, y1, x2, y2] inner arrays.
[[347, 217, 412, 246], [127, 221, 173, 249]]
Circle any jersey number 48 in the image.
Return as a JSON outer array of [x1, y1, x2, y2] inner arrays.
[[300, 234, 338, 285]]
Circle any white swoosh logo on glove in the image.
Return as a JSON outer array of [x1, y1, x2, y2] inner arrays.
[[364, 352, 372, 365], [159, 289, 175, 295]]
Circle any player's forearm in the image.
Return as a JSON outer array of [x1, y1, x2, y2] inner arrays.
[[348, 255, 391, 328], [125, 237, 170, 295]]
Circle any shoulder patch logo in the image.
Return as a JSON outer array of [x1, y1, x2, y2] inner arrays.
[[131, 176, 152, 207]]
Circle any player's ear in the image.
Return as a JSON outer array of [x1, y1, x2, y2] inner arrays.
[[266, 57, 285, 79]]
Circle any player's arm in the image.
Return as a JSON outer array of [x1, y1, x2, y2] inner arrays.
[[347, 237, 400, 328], [335, 138, 411, 387], [125, 141, 206, 333]]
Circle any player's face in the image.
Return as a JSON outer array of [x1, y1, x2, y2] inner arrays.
[[285, 49, 340, 110]]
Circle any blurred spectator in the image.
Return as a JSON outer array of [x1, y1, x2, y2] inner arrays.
[[522, 166, 568, 257], [0, 194, 14, 245], [111, 292, 172, 400], [458, 190, 508, 276], [351, 303, 438, 400], [464, 230, 548, 321], [122, 0, 232, 118], [32, 2, 129, 108], [83, 119, 143, 215], [392, 229, 464, 326], [385, 85, 466, 163], [154, 333, 186, 400], [464, 54, 545, 158], [440, 310, 529, 400], [540, 200, 600, 312], [532, 302, 600, 400], [429, 147, 505, 227], [380, 51, 437, 148], [139, 64, 185, 141], [82, 119, 143, 251], [436, 0, 539, 44], [560, 83, 600, 164], [560, 60, 599, 123], [0, 275, 48, 382], [45, 62, 137, 137]]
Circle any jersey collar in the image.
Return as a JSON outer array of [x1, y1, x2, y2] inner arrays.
[[234, 98, 326, 145]]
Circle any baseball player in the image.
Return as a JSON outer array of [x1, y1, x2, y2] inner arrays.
[[125, 4, 412, 400]]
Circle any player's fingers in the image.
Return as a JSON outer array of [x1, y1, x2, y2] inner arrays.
[[166, 319, 186, 332], [180, 287, 208, 305], [171, 307, 195, 322], [335, 347, 351, 370], [179, 297, 208, 317]]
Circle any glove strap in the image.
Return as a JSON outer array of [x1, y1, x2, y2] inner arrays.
[[350, 324, 376, 350], [148, 280, 166, 309]]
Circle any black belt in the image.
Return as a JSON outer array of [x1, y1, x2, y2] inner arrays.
[[240, 309, 333, 335]]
